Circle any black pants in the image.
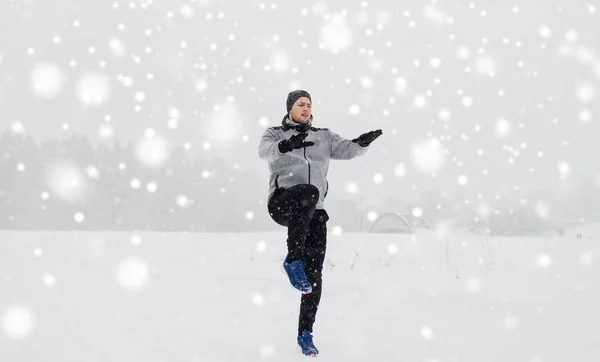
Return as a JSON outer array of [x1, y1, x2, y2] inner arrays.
[[268, 184, 329, 336]]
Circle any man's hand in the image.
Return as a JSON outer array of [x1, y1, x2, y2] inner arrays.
[[278, 133, 315, 153], [352, 129, 383, 147]]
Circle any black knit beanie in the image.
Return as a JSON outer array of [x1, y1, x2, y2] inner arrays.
[[286, 90, 312, 113]]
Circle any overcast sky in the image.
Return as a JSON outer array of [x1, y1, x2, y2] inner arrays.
[[1, 0, 599, 206]]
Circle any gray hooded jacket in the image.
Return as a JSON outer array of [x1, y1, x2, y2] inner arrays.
[[258, 116, 369, 209]]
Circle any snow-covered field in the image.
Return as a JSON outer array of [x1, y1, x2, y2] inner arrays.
[[1, 225, 598, 362]]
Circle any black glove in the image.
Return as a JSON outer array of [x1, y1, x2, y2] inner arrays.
[[352, 129, 383, 147], [278, 133, 315, 153]]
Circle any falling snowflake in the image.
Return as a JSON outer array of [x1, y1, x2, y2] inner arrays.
[[494, 118, 511, 138], [373, 173, 384, 184], [135, 133, 169, 168], [535, 201, 550, 218], [345, 181, 359, 194], [76, 72, 110, 106], [332, 226, 343, 236], [366, 211, 378, 222], [256, 241, 267, 252], [395, 77, 408, 95], [130, 179, 141, 190], [1, 306, 36, 339], [29, 63, 67, 99], [251, 293, 266, 306], [146, 182, 158, 193], [117, 257, 149, 291], [131, 234, 142, 246], [74, 212, 85, 223], [41, 274, 56, 287], [319, 14, 353, 53], [420, 325, 435, 340], [412, 138, 446, 174], [534, 253, 552, 269]]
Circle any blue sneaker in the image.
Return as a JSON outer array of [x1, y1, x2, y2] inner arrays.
[[282, 257, 312, 294], [298, 330, 319, 357]]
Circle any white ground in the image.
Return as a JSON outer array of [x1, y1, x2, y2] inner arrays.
[[0, 225, 598, 362]]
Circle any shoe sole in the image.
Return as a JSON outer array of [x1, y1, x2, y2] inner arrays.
[[297, 345, 318, 357], [280, 261, 312, 294]]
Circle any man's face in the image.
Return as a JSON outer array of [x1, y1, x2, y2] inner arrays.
[[289, 97, 312, 124]]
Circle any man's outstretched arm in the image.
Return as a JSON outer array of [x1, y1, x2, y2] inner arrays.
[[330, 129, 382, 160]]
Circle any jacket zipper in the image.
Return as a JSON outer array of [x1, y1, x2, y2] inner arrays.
[[303, 146, 311, 184]]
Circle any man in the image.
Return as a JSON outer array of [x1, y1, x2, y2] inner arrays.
[[258, 90, 382, 357]]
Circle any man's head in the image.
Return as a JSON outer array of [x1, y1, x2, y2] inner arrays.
[[286, 90, 312, 124]]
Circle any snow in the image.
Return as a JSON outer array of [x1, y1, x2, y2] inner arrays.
[[256, 240, 267, 253], [270, 51, 289, 73], [575, 83, 596, 103], [410, 207, 422, 218], [135, 133, 170, 168], [98, 123, 115, 139], [345, 181, 359, 195], [131, 234, 143, 246], [146, 182, 158, 193], [319, 14, 353, 54], [578, 109, 593, 123], [393, 163, 407, 179], [411, 138, 446, 174], [130, 178, 141, 189], [116, 256, 149, 291], [414, 95, 427, 108], [534, 253, 552, 269], [9, 121, 25, 134], [74, 212, 85, 223], [494, 118, 511, 138], [462, 96, 473, 107], [538, 25, 553, 38], [76, 72, 110, 106], [366, 211, 378, 221], [476, 56, 496, 77], [332, 226, 343, 236], [1, 228, 598, 360], [419, 325, 435, 340], [108, 38, 127, 58], [580, 250, 594, 266], [1, 306, 35, 339], [46, 163, 89, 203], [41, 273, 57, 287], [535, 201, 551, 218], [387, 243, 398, 254], [2, 0, 600, 359], [348, 104, 361, 115], [424, 5, 451, 26], [29, 63, 67, 99], [176, 194, 192, 209], [205, 102, 243, 144], [85, 165, 100, 179], [372, 173, 384, 184], [395, 77, 408, 95], [557, 161, 572, 177]]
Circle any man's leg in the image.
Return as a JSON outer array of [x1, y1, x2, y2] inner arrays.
[[268, 184, 319, 262], [298, 209, 328, 335]]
